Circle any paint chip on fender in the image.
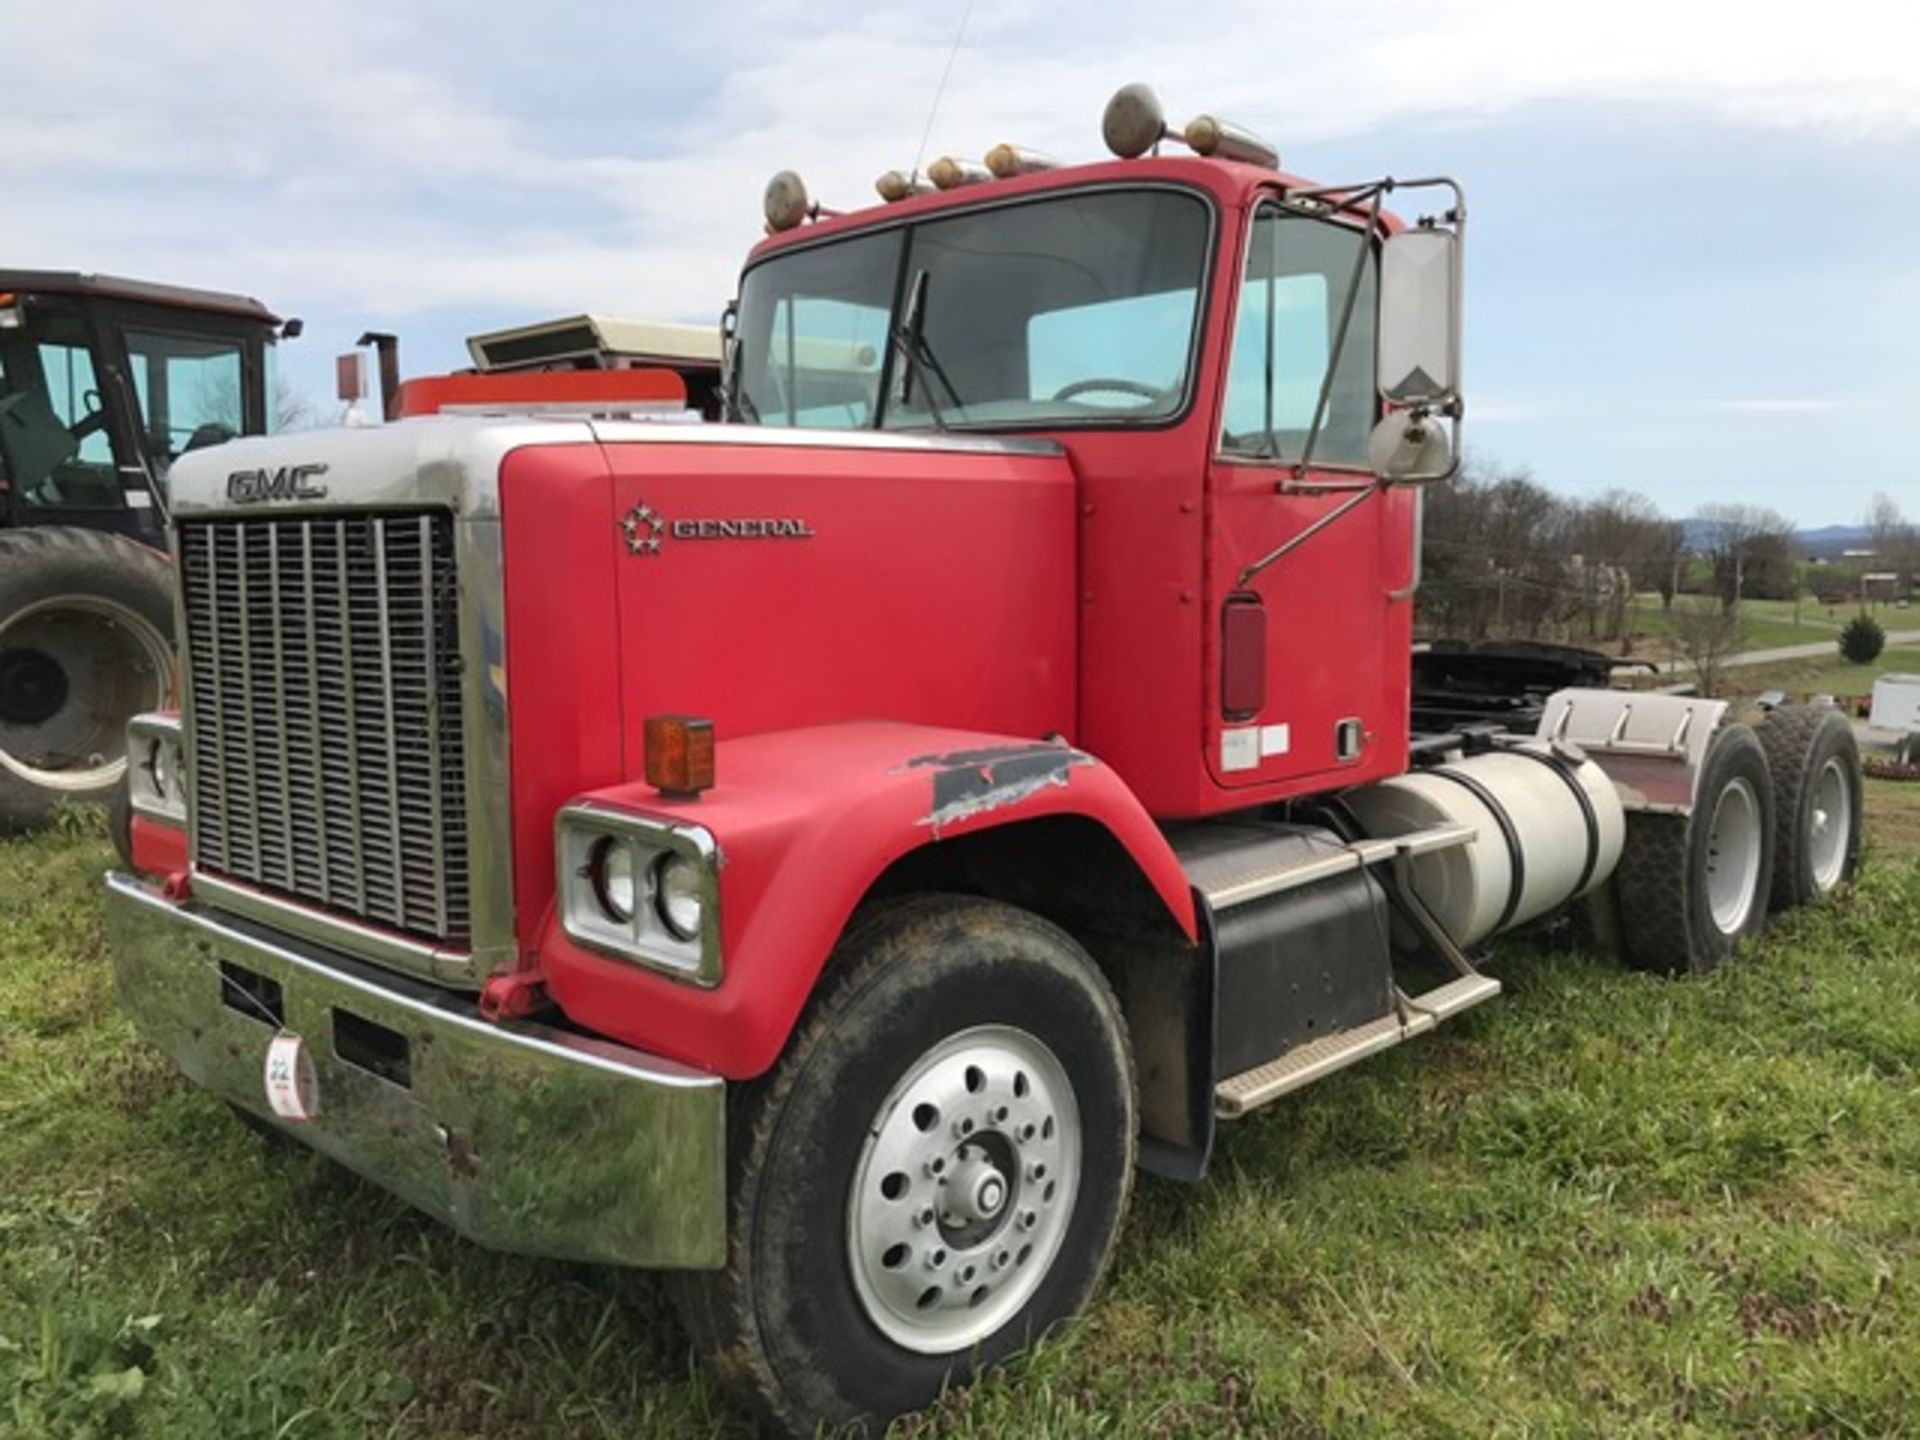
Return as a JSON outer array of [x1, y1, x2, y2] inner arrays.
[[904, 743, 1094, 835]]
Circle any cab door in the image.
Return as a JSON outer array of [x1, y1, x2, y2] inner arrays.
[[1202, 199, 1415, 796]]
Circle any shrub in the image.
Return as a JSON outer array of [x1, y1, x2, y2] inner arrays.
[[1840, 613, 1886, 664]]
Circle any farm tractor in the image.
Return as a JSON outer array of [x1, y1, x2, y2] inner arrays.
[[0, 270, 282, 833], [103, 84, 1864, 1435]]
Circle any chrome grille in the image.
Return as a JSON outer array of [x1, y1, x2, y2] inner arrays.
[[178, 513, 471, 945]]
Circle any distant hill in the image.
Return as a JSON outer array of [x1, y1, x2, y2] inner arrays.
[[1794, 525, 1875, 559], [1680, 518, 1876, 559]]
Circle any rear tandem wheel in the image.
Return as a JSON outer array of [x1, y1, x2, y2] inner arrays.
[[1612, 721, 1776, 975]]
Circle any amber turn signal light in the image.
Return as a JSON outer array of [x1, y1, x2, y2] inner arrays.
[[644, 715, 715, 797]]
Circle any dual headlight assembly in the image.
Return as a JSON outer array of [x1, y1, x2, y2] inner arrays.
[[556, 806, 721, 987]]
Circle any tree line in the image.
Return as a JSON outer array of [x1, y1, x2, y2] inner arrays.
[[1416, 461, 1915, 647]]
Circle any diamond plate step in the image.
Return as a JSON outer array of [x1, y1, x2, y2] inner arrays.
[[1172, 819, 1476, 911], [1214, 972, 1502, 1118]]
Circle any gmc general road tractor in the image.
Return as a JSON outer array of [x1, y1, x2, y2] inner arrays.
[[105, 85, 1865, 1435]]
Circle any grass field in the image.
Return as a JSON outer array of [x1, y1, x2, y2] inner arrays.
[[5, 803, 1920, 1438], [1727, 646, 1920, 706], [1626, 596, 1850, 656]]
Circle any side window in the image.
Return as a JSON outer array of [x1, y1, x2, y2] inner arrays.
[[0, 312, 121, 508], [1221, 207, 1377, 466], [36, 340, 112, 465]]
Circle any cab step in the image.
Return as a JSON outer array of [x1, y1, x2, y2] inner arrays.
[[1214, 972, 1501, 1118]]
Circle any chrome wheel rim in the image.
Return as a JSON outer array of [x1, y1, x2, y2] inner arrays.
[[847, 1024, 1080, 1354], [0, 595, 171, 793], [1705, 775, 1763, 935], [1807, 757, 1852, 892]]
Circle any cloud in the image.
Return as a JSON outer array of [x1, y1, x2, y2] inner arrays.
[[3, 0, 1915, 336]]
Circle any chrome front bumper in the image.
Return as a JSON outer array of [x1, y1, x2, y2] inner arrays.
[[104, 872, 726, 1269]]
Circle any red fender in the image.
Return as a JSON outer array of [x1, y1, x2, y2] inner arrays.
[[536, 720, 1197, 1078]]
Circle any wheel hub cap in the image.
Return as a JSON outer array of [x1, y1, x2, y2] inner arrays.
[[1704, 775, 1763, 935], [0, 648, 68, 727], [0, 596, 170, 791], [1807, 757, 1852, 892], [847, 1024, 1080, 1354]]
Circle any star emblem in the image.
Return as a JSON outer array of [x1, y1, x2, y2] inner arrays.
[[620, 500, 666, 557]]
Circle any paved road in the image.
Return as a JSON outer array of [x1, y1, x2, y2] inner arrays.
[[1653, 631, 1920, 677]]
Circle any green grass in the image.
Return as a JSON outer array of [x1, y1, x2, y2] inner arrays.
[[6, 809, 1920, 1437], [1627, 595, 1846, 656], [1727, 645, 1920, 706]]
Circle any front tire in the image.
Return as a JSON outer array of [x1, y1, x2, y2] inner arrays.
[[673, 896, 1135, 1437], [1613, 722, 1775, 974]]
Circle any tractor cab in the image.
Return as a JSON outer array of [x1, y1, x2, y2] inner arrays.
[[0, 270, 281, 542]]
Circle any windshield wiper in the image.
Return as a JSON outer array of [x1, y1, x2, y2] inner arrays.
[[887, 269, 964, 430]]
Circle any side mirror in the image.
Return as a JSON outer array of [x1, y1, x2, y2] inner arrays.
[[1377, 227, 1461, 406], [1367, 408, 1454, 483]]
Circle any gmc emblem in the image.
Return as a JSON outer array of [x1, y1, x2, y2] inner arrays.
[[227, 463, 329, 504]]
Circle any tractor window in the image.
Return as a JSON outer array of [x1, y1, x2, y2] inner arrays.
[[125, 329, 246, 469], [735, 229, 900, 428], [0, 310, 121, 509], [1220, 207, 1377, 466]]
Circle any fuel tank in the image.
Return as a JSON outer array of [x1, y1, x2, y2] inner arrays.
[[1342, 741, 1624, 948]]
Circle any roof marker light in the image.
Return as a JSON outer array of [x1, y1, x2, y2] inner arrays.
[[1184, 114, 1280, 169], [875, 169, 936, 202], [764, 170, 813, 232], [928, 156, 992, 190], [983, 144, 1057, 178], [1102, 82, 1169, 158]]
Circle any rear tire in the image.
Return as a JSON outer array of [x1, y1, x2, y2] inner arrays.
[[0, 528, 174, 834], [671, 896, 1135, 1437], [1613, 722, 1775, 974], [1757, 704, 1862, 910]]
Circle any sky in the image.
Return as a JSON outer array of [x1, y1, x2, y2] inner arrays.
[[4, 0, 1915, 526]]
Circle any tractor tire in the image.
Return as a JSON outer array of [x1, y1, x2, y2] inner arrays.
[[670, 896, 1135, 1437], [1614, 722, 1775, 975], [0, 527, 174, 834], [1757, 704, 1863, 911]]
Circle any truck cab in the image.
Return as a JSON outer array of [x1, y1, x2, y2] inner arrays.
[[103, 86, 1852, 1438], [728, 149, 1442, 813]]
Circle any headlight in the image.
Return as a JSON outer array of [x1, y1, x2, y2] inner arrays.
[[590, 837, 638, 922], [148, 738, 171, 799], [556, 806, 721, 987], [654, 852, 704, 940]]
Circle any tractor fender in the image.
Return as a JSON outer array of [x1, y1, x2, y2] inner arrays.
[[535, 720, 1198, 1079]]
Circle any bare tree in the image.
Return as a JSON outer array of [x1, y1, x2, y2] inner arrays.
[[1865, 491, 1918, 596], [1669, 595, 1751, 697], [1696, 503, 1796, 609], [275, 378, 318, 432]]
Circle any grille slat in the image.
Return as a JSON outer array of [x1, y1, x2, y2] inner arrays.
[[178, 512, 471, 947]]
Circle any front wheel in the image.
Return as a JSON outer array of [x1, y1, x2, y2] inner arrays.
[[672, 896, 1135, 1437]]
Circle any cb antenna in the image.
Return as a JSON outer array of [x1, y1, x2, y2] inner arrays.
[[910, 0, 977, 185]]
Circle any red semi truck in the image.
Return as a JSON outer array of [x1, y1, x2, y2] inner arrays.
[[105, 85, 1863, 1434]]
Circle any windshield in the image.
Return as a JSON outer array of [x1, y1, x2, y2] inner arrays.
[[734, 188, 1211, 431]]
